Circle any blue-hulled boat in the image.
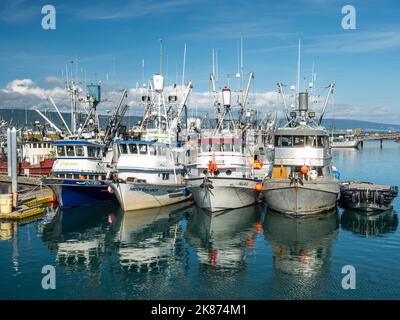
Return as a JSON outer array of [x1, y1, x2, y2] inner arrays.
[[42, 140, 115, 208]]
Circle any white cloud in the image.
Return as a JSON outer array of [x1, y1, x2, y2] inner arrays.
[[44, 76, 65, 85], [0, 79, 398, 124]]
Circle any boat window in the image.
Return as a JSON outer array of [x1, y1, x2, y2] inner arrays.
[[293, 136, 305, 147], [275, 136, 281, 147], [281, 136, 293, 147], [162, 173, 170, 180], [119, 144, 128, 154], [306, 136, 316, 147], [139, 144, 148, 155], [149, 145, 157, 155], [75, 146, 84, 157], [128, 144, 138, 154], [157, 146, 166, 156], [56, 146, 65, 157], [66, 145, 75, 157], [97, 148, 102, 157], [222, 142, 233, 152], [88, 146, 97, 157], [317, 136, 325, 147], [233, 143, 242, 153], [33, 143, 37, 148]]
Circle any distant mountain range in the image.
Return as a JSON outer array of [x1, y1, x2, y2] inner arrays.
[[0, 108, 399, 132]]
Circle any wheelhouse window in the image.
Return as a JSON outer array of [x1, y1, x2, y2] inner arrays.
[[275, 136, 281, 147], [88, 146, 98, 157], [118, 144, 128, 155], [156, 146, 164, 156], [66, 145, 75, 157], [281, 136, 293, 147], [221, 142, 233, 152], [306, 136, 317, 147], [75, 146, 85, 157], [139, 144, 148, 155], [317, 136, 325, 147], [293, 136, 305, 147], [56, 146, 65, 157], [149, 145, 157, 155], [128, 143, 138, 154]]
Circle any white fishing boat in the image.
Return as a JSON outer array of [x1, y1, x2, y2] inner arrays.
[[330, 129, 361, 148], [185, 78, 262, 212], [107, 74, 193, 211]]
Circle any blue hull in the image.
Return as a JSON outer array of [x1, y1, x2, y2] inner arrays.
[[43, 178, 115, 208]]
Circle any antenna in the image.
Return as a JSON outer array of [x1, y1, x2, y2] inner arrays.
[[159, 38, 163, 75], [182, 43, 187, 88], [296, 39, 301, 95], [212, 48, 215, 76], [216, 49, 219, 81], [141, 58, 145, 86], [240, 36, 244, 77]]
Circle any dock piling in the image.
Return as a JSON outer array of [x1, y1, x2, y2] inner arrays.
[[10, 128, 18, 207]]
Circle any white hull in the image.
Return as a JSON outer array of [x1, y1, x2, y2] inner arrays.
[[331, 140, 360, 148], [109, 182, 191, 211], [185, 177, 258, 212]]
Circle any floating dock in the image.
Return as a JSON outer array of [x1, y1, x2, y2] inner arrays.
[[339, 181, 398, 213], [0, 185, 54, 221]]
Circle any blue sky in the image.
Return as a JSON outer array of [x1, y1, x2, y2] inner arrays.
[[0, 0, 399, 123]]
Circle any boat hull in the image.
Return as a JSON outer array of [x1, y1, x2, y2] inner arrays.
[[43, 178, 115, 208], [331, 140, 360, 148], [263, 179, 339, 215], [108, 182, 191, 211], [185, 177, 258, 212]]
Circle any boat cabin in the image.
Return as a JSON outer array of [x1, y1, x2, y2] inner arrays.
[[52, 140, 106, 181], [196, 137, 244, 153], [115, 140, 173, 157], [272, 128, 332, 179], [55, 140, 103, 159]]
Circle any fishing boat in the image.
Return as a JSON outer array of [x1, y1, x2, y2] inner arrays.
[[330, 129, 361, 148], [42, 80, 130, 208], [107, 74, 193, 211], [185, 80, 262, 212], [263, 88, 340, 215], [43, 140, 114, 207]]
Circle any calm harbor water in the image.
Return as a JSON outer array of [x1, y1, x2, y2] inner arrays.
[[0, 140, 399, 300]]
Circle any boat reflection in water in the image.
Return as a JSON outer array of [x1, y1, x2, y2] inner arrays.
[[185, 205, 262, 271], [263, 208, 339, 299], [114, 202, 191, 272], [40, 203, 120, 269], [341, 209, 398, 236]]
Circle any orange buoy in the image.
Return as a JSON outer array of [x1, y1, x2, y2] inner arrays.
[[255, 183, 263, 192], [79, 175, 85, 180], [300, 166, 309, 174], [107, 186, 114, 194]]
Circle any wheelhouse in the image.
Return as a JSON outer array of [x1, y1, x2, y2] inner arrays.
[[115, 140, 172, 157], [54, 140, 103, 159], [272, 128, 332, 180], [197, 137, 244, 153]]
